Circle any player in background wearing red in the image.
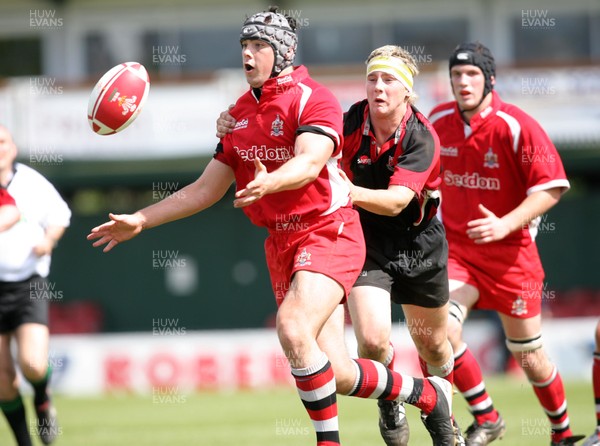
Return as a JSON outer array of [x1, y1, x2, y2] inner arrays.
[[340, 45, 461, 446], [89, 7, 456, 446], [0, 125, 70, 446], [429, 42, 583, 446], [0, 187, 19, 232], [582, 320, 600, 446]]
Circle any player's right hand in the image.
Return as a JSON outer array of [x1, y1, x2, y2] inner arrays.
[[87, 212, 144, 253], [215, 104, 236, 138]]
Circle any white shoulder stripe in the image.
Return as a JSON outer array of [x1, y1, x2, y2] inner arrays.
[[297, 82, 312, 124], [496, 110, 521, 154], [428, 108, 454, 124]]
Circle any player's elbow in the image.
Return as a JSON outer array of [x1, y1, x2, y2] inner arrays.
[[383, 202, 408, 217]]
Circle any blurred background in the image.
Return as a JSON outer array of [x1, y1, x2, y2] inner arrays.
[[0, 0, 598, 395]]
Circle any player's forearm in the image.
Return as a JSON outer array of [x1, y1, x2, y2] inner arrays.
[[265, 152, 325, 193], [500, 188, 562, 234], [139, 160, 234, 231], [44, 225, 66, 246], [351, 186, 412, 217], [138, 185, 215, 230]]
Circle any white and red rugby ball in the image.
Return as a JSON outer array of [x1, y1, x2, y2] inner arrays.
[[87, 62, 150, 135]]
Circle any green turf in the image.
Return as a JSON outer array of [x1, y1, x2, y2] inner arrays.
[[0, 376, 595, 445]]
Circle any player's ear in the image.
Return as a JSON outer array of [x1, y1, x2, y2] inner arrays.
[[490, 75, 496, 86]]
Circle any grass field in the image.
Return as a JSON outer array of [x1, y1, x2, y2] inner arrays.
[[0, 375, 595, 445]]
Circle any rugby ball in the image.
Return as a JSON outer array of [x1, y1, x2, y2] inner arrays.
[[87, 62, 150, 135]]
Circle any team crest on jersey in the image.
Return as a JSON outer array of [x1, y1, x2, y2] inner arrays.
[[271, 114, 284, 137], [483, 147, 499, 168], [511, 296, 528, 316], [387, 155, 396, 172], [295, 248, 312, 267]]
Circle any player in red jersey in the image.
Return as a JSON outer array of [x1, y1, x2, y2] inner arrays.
[[0, 187, 19, 232], [582, 320, 600, 446], [90, 8, 456, 446], [429, 42, 582, 446]]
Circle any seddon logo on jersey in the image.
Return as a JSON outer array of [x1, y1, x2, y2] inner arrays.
[[234, 145, 294, 163], [444, 170, 500, 190]]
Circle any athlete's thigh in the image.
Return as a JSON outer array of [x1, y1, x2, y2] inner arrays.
[[15, 322, 49, 374], [498, 312, 542, 340], [402, 302, 449, 338], [347, 285, 392, 343], [449, 279, 479, 317], [279, 270, 345, 337]]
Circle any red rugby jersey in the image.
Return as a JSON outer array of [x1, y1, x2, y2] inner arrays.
[[429, 91, 570, 245], [214, 65, 348, 230]]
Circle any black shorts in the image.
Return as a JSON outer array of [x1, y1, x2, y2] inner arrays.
[[354, 217, 449, 308], [0, 276, 49, 333]]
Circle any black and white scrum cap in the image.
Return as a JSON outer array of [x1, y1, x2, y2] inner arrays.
[[240, 6, 298, 76]]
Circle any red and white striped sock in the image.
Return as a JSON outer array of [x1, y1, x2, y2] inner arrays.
[[349, 358, 438, 414], [531, 366, 573, 443], [291, 353, 339, 446], [453, 344, 499, 424]]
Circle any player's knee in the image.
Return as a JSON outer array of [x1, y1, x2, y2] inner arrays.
[[276, 312, 311, 358], [358, 336, 388, 362], [19, 358, 47, 382], [446, 302, 464, 347], [506, 333, 547, 371], [412, 334, 448, 364]]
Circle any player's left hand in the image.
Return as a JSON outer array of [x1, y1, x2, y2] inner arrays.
[[234, 158, 271, 208], [466, 204, 510, 244], [338, 169, 357, 201]]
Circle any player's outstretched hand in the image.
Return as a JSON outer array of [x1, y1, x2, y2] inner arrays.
[[215, 104, 236, 138], [234, 158, 270, 208], [87, 212, 144, 252]]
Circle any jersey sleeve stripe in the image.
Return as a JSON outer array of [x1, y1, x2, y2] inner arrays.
[[527, 179, 571, 195]]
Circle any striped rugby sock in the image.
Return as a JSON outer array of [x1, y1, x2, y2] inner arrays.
[[453, 344, 499, 423], [349, 358, 437, 414], [531, 366, 574, 442], [291, 353, 339, 446]]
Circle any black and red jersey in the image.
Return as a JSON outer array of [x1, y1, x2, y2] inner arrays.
[[342, 99, 442, 231]]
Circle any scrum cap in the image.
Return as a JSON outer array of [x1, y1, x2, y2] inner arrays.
[[240, 6, 298, 76], [449, 42, 496, 97]]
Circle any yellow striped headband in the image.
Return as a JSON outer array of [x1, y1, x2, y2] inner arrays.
[[366, 56, 414, 92]]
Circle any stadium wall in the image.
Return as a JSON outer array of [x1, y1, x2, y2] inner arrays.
[[30, 317, 598, 396]]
